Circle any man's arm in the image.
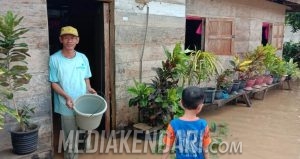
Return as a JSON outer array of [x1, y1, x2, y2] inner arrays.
[[51, 82, 73, 109], [85, 78, 96, 94]]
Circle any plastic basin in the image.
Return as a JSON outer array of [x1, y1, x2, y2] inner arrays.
[[74, 94, 107, 130]]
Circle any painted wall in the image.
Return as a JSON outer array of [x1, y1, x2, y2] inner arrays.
[[0, 0, 52, 157], [114, 0, 186, 128]]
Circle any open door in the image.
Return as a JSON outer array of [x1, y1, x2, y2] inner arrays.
[[47, 0, 112, 150]]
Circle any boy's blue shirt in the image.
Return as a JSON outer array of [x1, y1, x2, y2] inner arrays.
[[49, 50, 92, 116], [168, 118, 209, 159]]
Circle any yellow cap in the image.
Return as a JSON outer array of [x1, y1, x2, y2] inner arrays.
[[60, 26, 78, 36]]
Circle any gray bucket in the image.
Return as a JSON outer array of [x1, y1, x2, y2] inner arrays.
[[74, 94, 107, 130]]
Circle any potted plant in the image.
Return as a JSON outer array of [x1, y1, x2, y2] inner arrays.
[[128, 43, 186, 128], [127, 79, 154, 122], [285, 58, 300, 80], [0, 11, 38, 155], [181, 49, 222, 104], [229, 55, 253, 90], [215, 69, 234, 99], [269, 57, 287, 83], [182, 49, 221, 86]]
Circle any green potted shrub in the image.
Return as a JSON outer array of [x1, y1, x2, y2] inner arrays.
[[0, 11, 38, 155], [268, 57, 287, 83], [127, 79, 154, 123], [229, 55, 254, 90], [182, 49, 221, 86], [215, 69, 234, 99], [285, 58, 300, 80], [128, 43, 186, 128]]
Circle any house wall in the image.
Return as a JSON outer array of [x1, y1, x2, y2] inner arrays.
[[114, 0, 185, 128], [0, 0, 52, 157], [186, 0, 286, 56], [113, 0, 287, 128]]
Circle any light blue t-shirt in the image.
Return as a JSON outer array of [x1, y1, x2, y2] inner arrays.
[[49, 50, 92, 116]]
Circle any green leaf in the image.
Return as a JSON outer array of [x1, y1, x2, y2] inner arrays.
[[155, 96, 163, 103], [10, 54, 26, 62], [9, 65, 28, 74]]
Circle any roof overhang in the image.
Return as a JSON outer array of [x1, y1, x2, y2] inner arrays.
[[269, 0, 300, 12]]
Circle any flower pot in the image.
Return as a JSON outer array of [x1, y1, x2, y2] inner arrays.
[[272, 75, 280, 83], [264, 75, 273, 85], [231, 81, 240, 94], [214, 90, 224, 100], [245, 79, 256, 91], [238, 80, 247, 90], [280, 75, 287, 82], [286, 74, 292, 81], [10, 124, 39, 155], [203, 87, 216, 104], [254, 76, 264, 86], [222, 83, 233, 94]]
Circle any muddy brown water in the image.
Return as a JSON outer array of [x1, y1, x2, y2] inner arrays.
[[54, 82, 300, 159]]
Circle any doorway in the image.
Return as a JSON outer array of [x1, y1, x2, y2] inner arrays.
[[47, 0, 111, 149]]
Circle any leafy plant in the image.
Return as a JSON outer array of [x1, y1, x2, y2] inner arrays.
[[127, 43, 186, 127], [183, 50, 222, 86], [285, 58, 300, 80], [269, 57, 287, 77], [127, 79, 154, 108], [285, 12, 300, 33], [0, 11, 33, 131], [148, 43, 186, 126], [216, 69, 234, 90], [283, 41, 300, 65], [262, 44, 278, 72], [229, 55, 252, 80], [246, 45, 268, 76], [231, 45, 278, 80]]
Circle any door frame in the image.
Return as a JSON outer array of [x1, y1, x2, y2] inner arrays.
[[102, 0, 115, 137]]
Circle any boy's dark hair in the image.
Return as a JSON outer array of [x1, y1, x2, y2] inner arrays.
[[181, 86, 205, 110]]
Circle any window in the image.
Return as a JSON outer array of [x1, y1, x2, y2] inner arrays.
[[204, 18, 235, 55], [185, 17, 235, 55], [185, 16, 204, 50], [271, 22, 284, 50]]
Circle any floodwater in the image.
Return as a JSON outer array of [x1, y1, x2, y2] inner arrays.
[[54, 82, 300, 159]]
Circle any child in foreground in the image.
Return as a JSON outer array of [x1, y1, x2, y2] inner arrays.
[[162, 86, 211, 159]]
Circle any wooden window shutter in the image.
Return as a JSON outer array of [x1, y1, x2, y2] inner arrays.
[[205, 18, 235, 55], [271, 23, 284, 50]]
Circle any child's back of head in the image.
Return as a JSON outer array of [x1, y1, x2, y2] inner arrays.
[[182, 86, 205, 110]]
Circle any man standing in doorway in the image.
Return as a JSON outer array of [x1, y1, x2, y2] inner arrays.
[[49, 26, 96, 159]]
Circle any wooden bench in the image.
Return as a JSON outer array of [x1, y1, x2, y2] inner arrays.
[[204, 91, 252, 109], [247, 83, 279, 100], [204, 81, 288, 109]]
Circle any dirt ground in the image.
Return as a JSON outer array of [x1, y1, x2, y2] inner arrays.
[[54, 81, 300, 159]]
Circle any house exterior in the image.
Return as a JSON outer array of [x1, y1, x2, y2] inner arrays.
[[0, 0, 299, 158]]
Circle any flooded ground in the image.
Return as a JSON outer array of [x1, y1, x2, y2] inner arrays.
[[54, 82, 300, 159]]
